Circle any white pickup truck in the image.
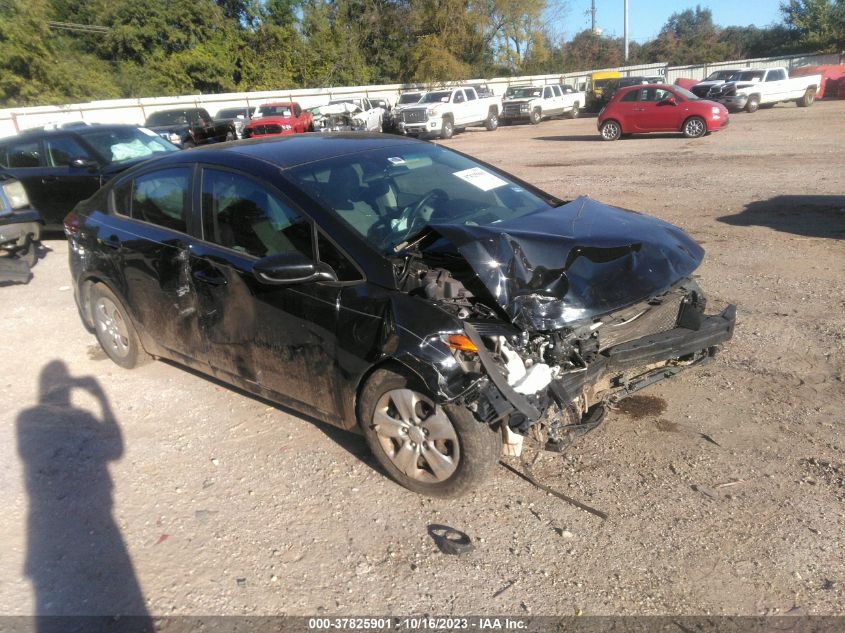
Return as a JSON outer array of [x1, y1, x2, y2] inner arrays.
[[397, 87, 502, 139], [712, 67, 821, 113], [501, 84, 585, 124]]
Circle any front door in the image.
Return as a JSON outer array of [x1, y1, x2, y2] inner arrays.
[[190, 166, 343, 417], [638, 87, 684, 131]]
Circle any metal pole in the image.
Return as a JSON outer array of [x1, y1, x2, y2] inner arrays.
[[624, 0, 629, 63], [591, 0, 596, 32]]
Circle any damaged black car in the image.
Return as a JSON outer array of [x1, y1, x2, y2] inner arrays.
[[64, 135, 735, 497]]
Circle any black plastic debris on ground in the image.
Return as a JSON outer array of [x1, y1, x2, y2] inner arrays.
[[427, 524, 474, 555]]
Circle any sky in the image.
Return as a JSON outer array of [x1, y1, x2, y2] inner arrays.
[[563, 0, 784, 42]]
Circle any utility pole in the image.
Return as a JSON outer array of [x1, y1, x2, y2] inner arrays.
[[591, 0, 596, 32], [623, 0, 629, 62]]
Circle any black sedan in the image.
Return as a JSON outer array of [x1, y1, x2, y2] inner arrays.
[[0, 124, 179, 228], [64, 135, 735, 497]]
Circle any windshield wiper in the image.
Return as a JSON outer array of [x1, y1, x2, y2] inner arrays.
[[392, 224, 435, 253]]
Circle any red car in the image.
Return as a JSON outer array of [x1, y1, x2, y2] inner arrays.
[[597, 84, 728, 141], [242, 102, 313, 138]]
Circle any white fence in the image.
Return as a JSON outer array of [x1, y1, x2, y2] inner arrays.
[[0, 52, 840, 138]]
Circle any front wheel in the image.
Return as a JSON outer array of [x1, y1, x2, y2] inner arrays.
[[440, 117, 454, 139], [91, 284, 149, 369], [682, 116, 707, 138], [600, 120, 621, 141], [485, 109, 499, 131], [797, 87, 816, 107], [225, 130, 235, 141], [745, 95, 760, 113], [529, 108, 542, 125], [359, 368, 501, 497]]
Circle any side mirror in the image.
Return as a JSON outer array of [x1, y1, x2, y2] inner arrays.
[[70, 157, 98, 170], [253, 252, 337, 285], [659, 97, 677, 106]]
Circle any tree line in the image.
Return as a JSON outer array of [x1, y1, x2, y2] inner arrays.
[[0, 0, 842, 107]]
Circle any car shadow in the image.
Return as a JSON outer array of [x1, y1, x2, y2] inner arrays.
[[16, 360, 153, 632], [161, 360, 374, 466], [717, 195, 845, 240], [533, 135, 601, 142], [535, 133, 689, 142]]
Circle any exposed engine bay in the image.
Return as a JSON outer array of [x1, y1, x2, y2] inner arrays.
[[401, 259, 734, 452]]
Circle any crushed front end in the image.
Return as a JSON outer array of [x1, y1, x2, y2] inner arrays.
[[396, 196, 736, 452]]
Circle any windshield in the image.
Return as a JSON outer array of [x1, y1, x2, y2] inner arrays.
[[510, 87, 542, 98], [287, 144, 558, 253], [145, 110, 189, 126], [593, 78, 614, 89], [217, 108, 249, 119], [398, 94, 421, 104], [706, 70, 736, 81], [672, 86, 699, 100], [420, 91, 452, 103], [259, 105, 293, 117], [731, 70, 765, 82], [80, 128, 179, 164]]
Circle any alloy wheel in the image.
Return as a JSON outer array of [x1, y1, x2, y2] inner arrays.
[[94, 297, 131, 359]]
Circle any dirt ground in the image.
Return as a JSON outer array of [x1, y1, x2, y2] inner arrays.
[[1, 100, 843, 618]]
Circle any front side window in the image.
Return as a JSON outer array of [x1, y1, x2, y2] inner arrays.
[[201, 169, 312, 259], [45, 136, 93, 167], [2, 140, 41, 168], [453, 91, 465, 104], [544, 87, 554, 99], [131, 167, 191, 232]]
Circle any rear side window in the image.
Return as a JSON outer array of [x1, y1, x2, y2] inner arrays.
[[45, 136, 93, 167], [131, 167, 191, 232], [201, 168, 312, 259], [620, 90, 639, 102], [2, 140, 41, 168]]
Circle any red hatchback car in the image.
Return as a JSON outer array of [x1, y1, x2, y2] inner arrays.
[[597, 84, 728, 141]]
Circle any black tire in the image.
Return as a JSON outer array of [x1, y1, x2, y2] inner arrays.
[[600, 119, 621, 141], [90, 284, 149, 369], [440, 117, 454, 139], [16, 237, 38, 267], [745, 95, 760, 113], [529, 108, 542, 125], [569, 101, 580, 119], [359, 368, 501, 497], [182, 140, 196, 149], [682, 116, 707, 138], [225, 130, 236, 141], [797, 87, 816, 107], [485, 108, 499, 131]]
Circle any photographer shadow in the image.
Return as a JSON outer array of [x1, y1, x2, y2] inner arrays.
[[17, 360, 152, 632]]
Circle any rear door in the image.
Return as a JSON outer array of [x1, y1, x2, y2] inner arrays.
[[610, 88, 643, 131], [97, 166, 203, 359], [190, 166, 344, 416]]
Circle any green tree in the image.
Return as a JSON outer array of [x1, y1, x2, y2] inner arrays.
[[780, 0, 845, 51], [644, 6, 732, 65]]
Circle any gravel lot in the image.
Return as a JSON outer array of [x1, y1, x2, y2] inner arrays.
[[1, 100, 843, 617]]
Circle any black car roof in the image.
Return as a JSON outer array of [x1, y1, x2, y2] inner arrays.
[[159, 133, 428, 170]]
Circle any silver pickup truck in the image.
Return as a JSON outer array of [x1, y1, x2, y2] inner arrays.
[[397, 87, 502, 139], [502, 84, 585, 124]]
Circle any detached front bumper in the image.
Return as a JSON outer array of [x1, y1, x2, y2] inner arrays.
[[0, 208, 42, 249]]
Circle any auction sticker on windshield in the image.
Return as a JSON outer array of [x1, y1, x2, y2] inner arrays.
[[453, 167, 508, 191]]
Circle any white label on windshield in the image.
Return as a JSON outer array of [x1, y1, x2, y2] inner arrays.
[[139, 127, 159, 137], [453, 167, 507, 191], [387, 156, 406, 165]]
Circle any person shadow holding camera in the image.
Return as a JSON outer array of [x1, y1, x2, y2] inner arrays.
[[17, 361, 152, 632]]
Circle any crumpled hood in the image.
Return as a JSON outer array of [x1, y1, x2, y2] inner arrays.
[[425, 196, 704, 331]]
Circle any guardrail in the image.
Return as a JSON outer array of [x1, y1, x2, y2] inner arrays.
[[0, 52, 839, 138]]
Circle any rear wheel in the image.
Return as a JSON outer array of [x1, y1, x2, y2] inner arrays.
[[600, 120, 621, 141], [797, 87, 816, 107], [359, 368, 501, 497], [682, 116, 707, 138], [90, 284, 149, 369], [745, 95, 760, 113], [569, 101, 580, 119]]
